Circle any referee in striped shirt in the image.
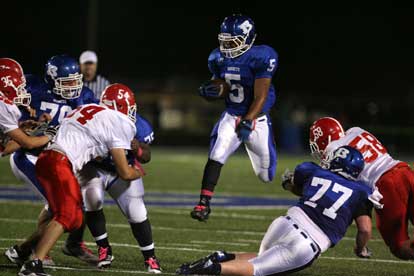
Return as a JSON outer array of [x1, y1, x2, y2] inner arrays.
[[79, 50, 110, 99]]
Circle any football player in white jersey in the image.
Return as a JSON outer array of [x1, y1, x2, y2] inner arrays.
[[309, 117, 414, 260], [0, 59, 51, 155], [19, 90, 142, 276]]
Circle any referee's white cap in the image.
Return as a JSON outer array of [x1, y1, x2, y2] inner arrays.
[[79, 50, 98, 64]]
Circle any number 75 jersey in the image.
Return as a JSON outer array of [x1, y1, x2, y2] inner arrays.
[[208, 45, 278, 116], [325, 127, 400, 189]]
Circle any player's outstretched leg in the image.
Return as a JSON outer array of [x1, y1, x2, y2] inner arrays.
[[62, 219, 98, 264], [191, 159, 223, 222]]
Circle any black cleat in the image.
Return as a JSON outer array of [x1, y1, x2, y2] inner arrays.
[[4, 245, 27, 266], [62, 241, 98, 264], [176, 256, 219, 275], [190, 204, 211, 222], [18, 259, 50, 276]]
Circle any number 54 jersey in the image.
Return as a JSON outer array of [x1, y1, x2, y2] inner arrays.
[[49, 104, 136, 172], [294, 162, 372, 246], [325, 127, 400, 188], [208, 45, 278, 116]]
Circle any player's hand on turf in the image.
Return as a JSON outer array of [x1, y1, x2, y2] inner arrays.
[[354, 246, 372, 258], [236, 119, 254, 142]]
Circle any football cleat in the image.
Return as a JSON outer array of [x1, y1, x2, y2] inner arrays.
[[62, 241, 98, 264], [176, 256, 218, 275], [145, 256, 162, 274], [190, 204, 211, 222], [97, 246, 114, 269], [4, 245, 28, 265], [18, 259, 50, 276], [206, 250, 233, 263], [42, 255, 56, 267]]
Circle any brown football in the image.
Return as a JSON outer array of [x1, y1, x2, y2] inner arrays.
[[209, 78, 231, 98]]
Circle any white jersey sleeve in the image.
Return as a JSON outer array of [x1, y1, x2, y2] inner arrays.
[[325, 127, 400, 188], [0, 100, 21, 134]]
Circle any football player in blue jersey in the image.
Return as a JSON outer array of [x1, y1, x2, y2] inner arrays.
[[5, 55, 99, 266], [191, 15, 278, 221], [178, 146, 378, 276], [76, 84, 161, 272]]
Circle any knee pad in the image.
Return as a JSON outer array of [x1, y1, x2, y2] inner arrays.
[[119, 196, 148, 223], [82, 182, 104, 211]]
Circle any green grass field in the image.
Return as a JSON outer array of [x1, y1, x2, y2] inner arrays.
[[0, 148, 414, 276]]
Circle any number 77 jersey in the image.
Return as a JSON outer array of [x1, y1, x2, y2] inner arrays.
[[325, 127, 400, 188], [208, 45, 278, 116]]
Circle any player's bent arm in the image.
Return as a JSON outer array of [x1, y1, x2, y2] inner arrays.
[[244, 78, 271, 120], [110, 148, 143, 181], [131, 139, 151, 163], [7, 128, 49, 150]]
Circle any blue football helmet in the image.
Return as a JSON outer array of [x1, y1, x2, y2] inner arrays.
[[44, 55, 83, 99], [329, 146, 364, 180], [218, 15, 257, 58]]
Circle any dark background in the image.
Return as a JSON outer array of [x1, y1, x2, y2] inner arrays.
[[2, 1, 414, 154]]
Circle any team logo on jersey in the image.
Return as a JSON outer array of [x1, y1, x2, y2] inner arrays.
[[239, 20, 253, 35], [312, 127, 324, 141], [47, 64, 58, 78]]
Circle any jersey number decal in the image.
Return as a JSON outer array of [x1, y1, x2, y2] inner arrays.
[[40, 102, 73, 123], [304, 176, 353, 219], [67, 105, 105, 125], [224, 73, 244, 103], [348, 132, 387, 163]]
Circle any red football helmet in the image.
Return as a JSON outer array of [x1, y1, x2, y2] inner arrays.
[[100, 83, 137, 122], [0, 58, 24, 76], [0, 69, 30, 106], [309, 117, 344, 161]]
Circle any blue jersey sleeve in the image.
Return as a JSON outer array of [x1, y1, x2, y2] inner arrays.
[[293, 162, 319, 188], [135, 115, 154, 144], [207, 48, 222, 79], [253, 45, 278, 79]]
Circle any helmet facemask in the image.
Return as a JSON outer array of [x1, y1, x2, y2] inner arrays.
[[53, 73, 83, 99], [13, 82, 31, 106], [218, 32, 256, 58]]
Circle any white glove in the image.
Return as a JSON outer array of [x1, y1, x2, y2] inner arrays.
[[368, 187, 384, 209]]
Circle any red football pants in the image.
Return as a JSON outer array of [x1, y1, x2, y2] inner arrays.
[[35, 150, 83, 232], [375, 162, 414, 252]]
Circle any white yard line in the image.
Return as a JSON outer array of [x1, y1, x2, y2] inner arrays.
[[190, 240, 250, 247]]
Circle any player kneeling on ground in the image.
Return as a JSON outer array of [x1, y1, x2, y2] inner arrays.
[[18, 99, 142, 275], [177, 146, 380, 276]]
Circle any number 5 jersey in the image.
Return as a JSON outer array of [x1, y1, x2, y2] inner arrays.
[[207, 45, 278, 116]]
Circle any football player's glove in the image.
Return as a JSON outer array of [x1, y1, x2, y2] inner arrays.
[[236, 119, 254, 142], [44, 125, 60, 141], [354, 246, 372, 258], [198, 81, 223, 101], [281, 169, 294, 190]]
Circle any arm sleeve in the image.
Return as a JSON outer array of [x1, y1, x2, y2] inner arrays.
[[0, 104, 20, 133], [293, 162, 317, 189], [254, 46, 279, 79], [207, 49, 221, 79]]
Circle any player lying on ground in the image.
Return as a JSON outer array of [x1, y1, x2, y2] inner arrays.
[[309, 117, 414, 260], [76, 84, 161, 272], [178, 146, 381, 276], [0, 58, 51, 156], [191, 14, 278, 222], [5, 55, 99, 267], [18, 100, 142, 276]]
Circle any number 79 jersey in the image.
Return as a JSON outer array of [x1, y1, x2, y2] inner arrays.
[[294, 162, 372, 245], [325, 127, 400, 188], [49, 104, 136, 172], [208, 45, 278, 116]]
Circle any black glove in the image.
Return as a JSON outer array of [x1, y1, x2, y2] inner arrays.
[[199, 80, 225, 101], [44, 125, 60, 141]]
